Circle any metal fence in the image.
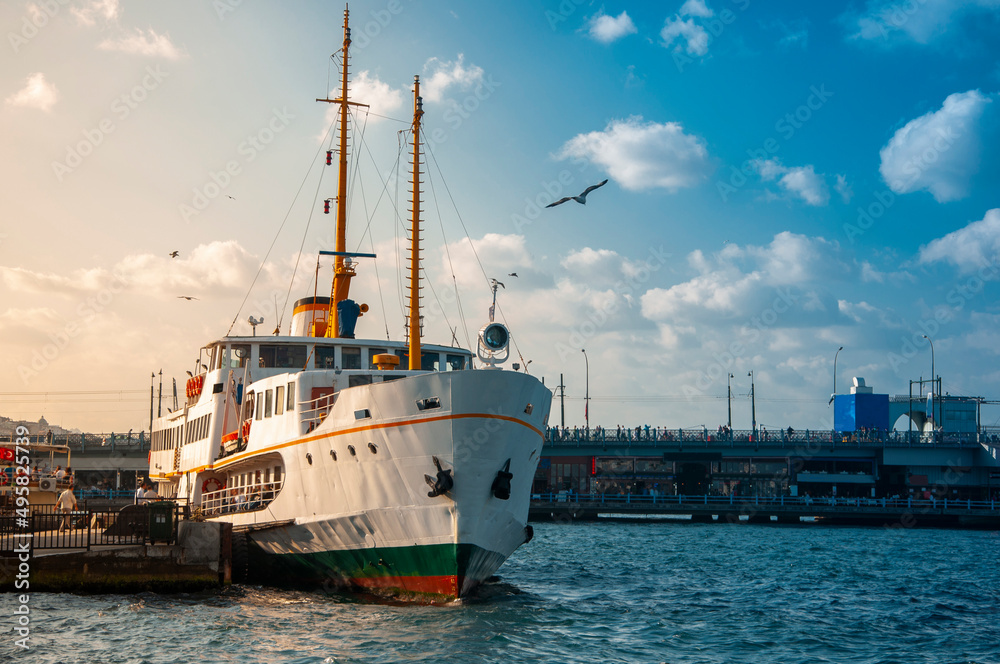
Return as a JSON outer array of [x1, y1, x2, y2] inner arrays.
[[531, 492, 1000, 512], [543, 427, 999, 449], [0, 503, 183, 553]]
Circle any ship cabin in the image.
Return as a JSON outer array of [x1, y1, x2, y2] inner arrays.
[[148, 333, 474, 512]]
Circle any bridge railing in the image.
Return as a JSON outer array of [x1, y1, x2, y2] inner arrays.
[[530, 492, 999, 511], [542, 427, 991, 449], [0, 432, 148, 452]]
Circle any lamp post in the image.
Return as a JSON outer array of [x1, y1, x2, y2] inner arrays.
[[922, 334, 936, 427], [830, 346, 843, 406], [727, 373, 734, 432], [582, 348, 589, 432], [748, 370, 756, 439]]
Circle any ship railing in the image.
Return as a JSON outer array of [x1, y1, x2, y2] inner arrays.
[[530, 492, 1000, 511], [299, 393, 337, 433], [200, 481, 283, 517]]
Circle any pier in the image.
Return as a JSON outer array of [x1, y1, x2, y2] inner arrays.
[[0, 503, 233, 592]]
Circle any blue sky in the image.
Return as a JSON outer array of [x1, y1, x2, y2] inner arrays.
[[2, 0, 999, 433]]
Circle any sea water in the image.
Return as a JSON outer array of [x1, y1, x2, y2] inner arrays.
[[3, 520, 999, 663]]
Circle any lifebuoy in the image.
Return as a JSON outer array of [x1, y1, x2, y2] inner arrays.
[[0, 472, 9, 485], [202, 477, 224, 494]]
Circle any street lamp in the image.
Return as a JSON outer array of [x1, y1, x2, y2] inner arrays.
[[748, 370, 756, 439], [922, 334, 936, 425], [829, 346, 843, 405], [582, 349, 590, 431], [727, 373, 734, 432]]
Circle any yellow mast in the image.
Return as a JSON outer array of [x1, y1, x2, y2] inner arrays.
[[408, 76, 423, 370], [316, 7, 367, 338]]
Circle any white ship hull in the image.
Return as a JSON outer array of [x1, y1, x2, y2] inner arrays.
[[155, 363, 550, 599]]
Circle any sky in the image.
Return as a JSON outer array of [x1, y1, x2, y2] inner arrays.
[[2, 0, 1000, 434]]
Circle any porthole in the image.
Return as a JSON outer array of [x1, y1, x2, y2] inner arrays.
[[368, 442, 377, 454], [306, 453, 313, 465], [330, 450, 337, 461], [348, 445, 356, 456]]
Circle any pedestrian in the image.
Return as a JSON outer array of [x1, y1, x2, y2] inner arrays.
[[136, 481, 149, 505], [57, 483, 78, 532], [143, 483, 160, 502]]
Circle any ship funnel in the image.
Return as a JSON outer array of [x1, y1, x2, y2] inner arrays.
[[291, 296, 331, 337]]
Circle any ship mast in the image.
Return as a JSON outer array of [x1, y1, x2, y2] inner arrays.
[[408, 76, 423, 369], [316, 7, 367, 338]]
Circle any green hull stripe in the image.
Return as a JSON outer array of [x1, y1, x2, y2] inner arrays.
[[251, 540, 507, 586]]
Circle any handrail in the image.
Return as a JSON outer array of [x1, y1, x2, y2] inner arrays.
[[530, 492, 1000, 511]]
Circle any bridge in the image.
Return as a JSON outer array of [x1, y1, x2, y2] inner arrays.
[[529, 492, 1000, 528]]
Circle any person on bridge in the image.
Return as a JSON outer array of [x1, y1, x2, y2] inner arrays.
[[56, 483, 78, 532]]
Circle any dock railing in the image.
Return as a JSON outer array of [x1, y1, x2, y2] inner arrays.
[[0, 502, 185, 553]]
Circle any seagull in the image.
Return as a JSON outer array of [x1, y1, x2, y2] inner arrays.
[[227, 195, 235, 200], [169, 251, 179, 258], [508, 272, 518, 278], [545, 179, 609, 208], [177, 296, 198, 301]]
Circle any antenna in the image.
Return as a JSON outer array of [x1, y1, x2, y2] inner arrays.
[[248, 315, 263, 336]]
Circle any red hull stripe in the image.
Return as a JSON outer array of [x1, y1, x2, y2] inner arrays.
[[351, 574, 462, 597]]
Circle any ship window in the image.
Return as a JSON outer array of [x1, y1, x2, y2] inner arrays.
[[348, 445, 356, 456], [416, 397, 441, 411], [274, 466, 282, 483], [287, 382, 295, 411], [265, 390, 273, 418], [343, 347, 362, 370], [367, 348, 388, 369], [524, 404, 533, 415], [348, 375, 373, 388], [259, 344, 307, 369], [315, 345, 336, 369], [445, 354, 465, 371], [330, 450, 337, 461], [368, 442, 377, 454], [255, 393, 263, 421], [229, 344, 250, 369], [212, 382, 223, 394], [275, 385, 285, 415], [354, 409, 371, 420]]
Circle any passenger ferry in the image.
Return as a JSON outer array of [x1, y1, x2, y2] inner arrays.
[[148, 8, 551, 600]]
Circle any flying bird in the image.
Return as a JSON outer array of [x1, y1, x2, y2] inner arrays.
[[177, 296, 198, 301], [227, 195, 236, 200], [508, 272, 518, 278], [545, 179, 609, 208], [169, 251, 179, 258]]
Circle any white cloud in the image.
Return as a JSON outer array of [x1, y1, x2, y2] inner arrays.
[[71, 0, 119, 26], [879, 89, 993, 202], [753, 159, 830, 206], [661, 17, 711, 56], [5, 72, 58, 112], [0, 241, 268, 299], [98, 28, 184, 59], [587, 11, 637, 43], [680, 0, 714, 19], [421, 54, 483, 103], [320, 70, 405, 136], [641, 232, 852, 322], [919, 208, 1000, 272], [660, 1, 719, 56], [835, 174, 853, 203], [556, 117, 712, 192], [844, 0, 1000, 45]]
